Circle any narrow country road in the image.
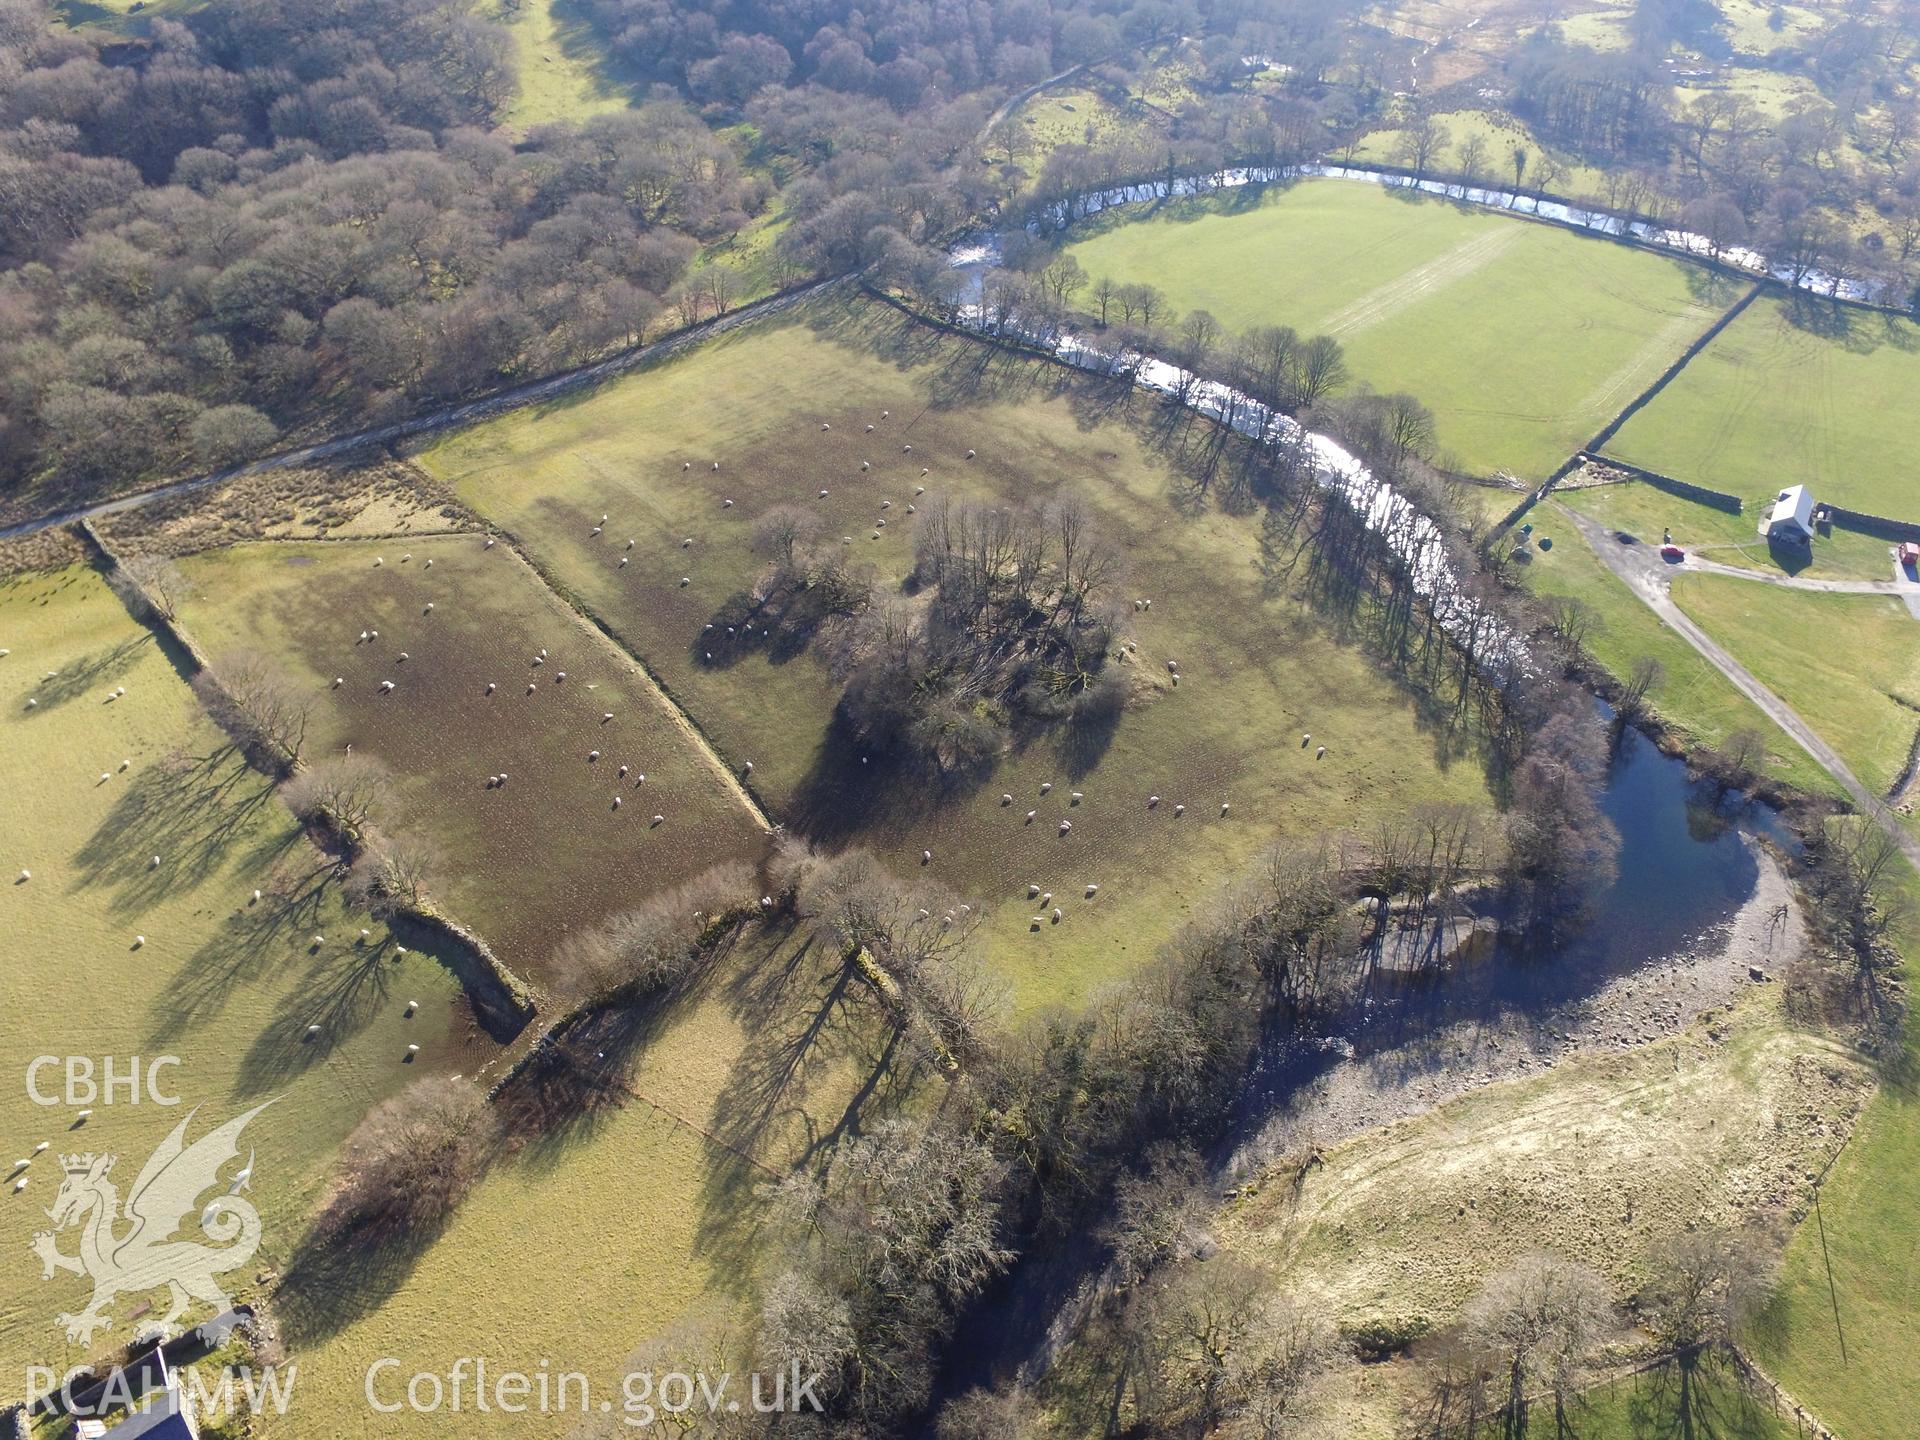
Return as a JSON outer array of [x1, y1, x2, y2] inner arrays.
[[1684, 553, 1920, 620], [0, 276, 846, 545], [1560, 504, 1920, 868]]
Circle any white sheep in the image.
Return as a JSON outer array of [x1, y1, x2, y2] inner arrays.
[[619, 557, 629, 567], [486, 682, 496, 694], [860, 461, 870, 472], [922, 849, 933, 864], [133, 935, 145, 948], [1085, 884, 1098, 897], [588, 750, 600, 761], [1220, 802, 1231, 816], [98, 772, 111, 784], [651, 814, 664, 827], [1059, 819, 1072, 834], [1174, 804, 1186, 816], [150, 855, 162, 868], [398, 652, 409, 662], [333, 677, 343, 688], [17, 869, 28, 882], [1040, 892, 1052, 905], [402, 554, 412, 563], [1316, 746, 1327, 759], [612, 795, 622, 809], [424, 558, 434, 569], [680, 577, 691, 586], [712, 461, 720, 471], [1051, 907, 1062, 923], [966, 449, 975, 459], [526, 682, 537, 694], [485, 538, 496, 549], [25, 698, 35, 708], [380, 680, 395, 692], [819, 489, 830, 498], [1028, 883, 1041, 898], [742, 761, 754, 774], [865, 424, 875, 433], [722, 498, 734, 508], [1039, 781, 1053, 795], [1026, 810, 1037, 823], [251, 888, 261, 902], [424, 602, 434, 613], [1070, 791, 1083, 805], [1001, 793, 1013, 806], [1148, 795, 1160, 808]]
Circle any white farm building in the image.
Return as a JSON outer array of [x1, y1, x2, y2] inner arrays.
[[1765, 484, 1816, 544]]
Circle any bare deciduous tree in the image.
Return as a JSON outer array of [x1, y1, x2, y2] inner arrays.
[[314, 1077, 498, 1242]]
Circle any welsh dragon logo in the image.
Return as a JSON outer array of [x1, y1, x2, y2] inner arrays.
[[29, 1102, 272, 1345]]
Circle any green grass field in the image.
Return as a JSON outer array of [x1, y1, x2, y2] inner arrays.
[[1562, 480, 1901, 582], [1753, 1024, 1920, 1440], [488, 0, 636, 132], [1670, 576, 1920, 797], [260, 917, 915, 1437], [1605, 294, 1920, 523], [1520, 505, 1837, 797], [416, 295, 1496, 1014], [0, 566, 482, 1380], [1571, 1357, 1799, 1440], [172, 535, 770, 991], [1061, 179, 1738, 480]]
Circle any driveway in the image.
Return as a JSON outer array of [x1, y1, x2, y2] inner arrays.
[[1559, 504, 1920, 868]]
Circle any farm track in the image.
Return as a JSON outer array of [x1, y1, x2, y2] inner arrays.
[[1561, 503, 1920, 869], [0, 276, 848, 545]]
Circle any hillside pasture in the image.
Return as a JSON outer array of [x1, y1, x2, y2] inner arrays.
[[416, 296, 1497, 1013], [1218, 987, 1870, 1362], [1060, 179, 1738, 480], [1604, 293, 1920, 523], [170, 535, 770, 993], [0, 564, 482, 1379]]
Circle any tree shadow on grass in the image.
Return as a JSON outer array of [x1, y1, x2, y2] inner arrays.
[[274, 1220, 451, 1349], [692, 580, 858, 672], [25, 634, 151, 712], [231, 937, 410, 1094], [1618, 1352, 1789, 1440], [692, 921, 929, 1284], [143, 856, 339, 1042], [71, 746, 294, 919]]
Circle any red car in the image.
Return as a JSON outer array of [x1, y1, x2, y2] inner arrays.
[[1659, 543, 1686, 562]]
